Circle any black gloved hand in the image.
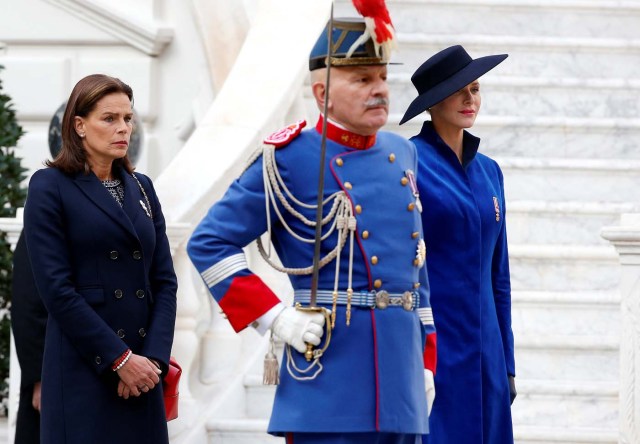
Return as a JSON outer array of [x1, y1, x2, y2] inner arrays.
[[508, 375, 516, 405]]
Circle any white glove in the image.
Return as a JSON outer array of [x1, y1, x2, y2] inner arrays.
[[271, 306, 325, 353], [425, 369, 435, 416]]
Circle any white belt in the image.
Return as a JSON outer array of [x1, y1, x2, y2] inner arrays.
[[293, 289, 419, 311]]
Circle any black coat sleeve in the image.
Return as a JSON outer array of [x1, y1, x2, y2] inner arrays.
[[11, 230, 48, 387]]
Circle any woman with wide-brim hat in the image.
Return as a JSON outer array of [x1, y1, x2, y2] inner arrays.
[[401, 45, 516, 444]]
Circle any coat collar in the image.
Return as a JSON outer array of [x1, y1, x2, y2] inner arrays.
[[418, 120, 480, 169], [73, 167, 141, 238]]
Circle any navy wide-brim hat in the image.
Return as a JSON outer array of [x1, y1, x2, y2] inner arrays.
[[399, 45, 508, 125], [309, 17, 388, 71]]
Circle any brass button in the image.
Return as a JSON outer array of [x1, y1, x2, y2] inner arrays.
[[389, 153, 396, 163], [412, 232, 419, 239], [109, 250, 119, 260], [138, 328, 146, 338], [374, 279, 382, 289], [95, 356, 102, 365], [117, 329, 125, 338], [136, 289, 145, 299], [344, 182, 353, 190], [414, 282, 421, 289], [362, 230, 369, 239], [408, 203, 415, 211], [133, 250, 142, 260], [114, 289, 123, 299], [355, 205, 362, 214], [401, 177, 409, 186], [336, 158, 344, 167], [371, 256, 378, 265]]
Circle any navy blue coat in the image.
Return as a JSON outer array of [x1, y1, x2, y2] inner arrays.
[[24, 167, 177, 444], [414, 122, 515, 444]]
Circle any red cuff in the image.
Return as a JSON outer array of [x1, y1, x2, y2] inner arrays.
[[219, 274, 281, 332], [423, 333, 437, 374]]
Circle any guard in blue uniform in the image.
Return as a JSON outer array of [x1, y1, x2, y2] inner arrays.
[[188, 18, 436, 444], [400, 46, 516, 443]]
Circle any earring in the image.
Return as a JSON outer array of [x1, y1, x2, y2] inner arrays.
[[79, 132, 85, 138]]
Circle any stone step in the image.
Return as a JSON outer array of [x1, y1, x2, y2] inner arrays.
[[507, 201, 638, 246], [512, 290, 620, 338], [515, 334, 618, 382], [514, 425, 616, 443], [390, 114, 640, 160], [509, 244, 619, 291], [394, 33, 640, 78], [387, 74, 640, 119], [513, 379, 618, 430], [378, 0, 640, 40], [495, 157, 640, 203], [206, 418, 279, 444], [244, 374, 276, 420]]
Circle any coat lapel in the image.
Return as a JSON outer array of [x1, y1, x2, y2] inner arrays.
[[73, 171, 138, 238], [122, 172, 145, 226]]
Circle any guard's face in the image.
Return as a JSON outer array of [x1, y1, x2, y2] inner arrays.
[[327, 65, 389, 136], [75, 92, 132, 165], [430, 81, 482, 131]]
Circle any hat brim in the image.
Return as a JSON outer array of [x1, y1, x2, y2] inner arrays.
[[399, 54, 508, 125]]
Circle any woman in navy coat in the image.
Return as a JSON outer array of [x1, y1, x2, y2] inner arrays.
[[24, 74, 177, 444], [400, 46, 516, 443]]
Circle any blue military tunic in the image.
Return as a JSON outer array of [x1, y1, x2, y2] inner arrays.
[[188, 118, 436, 436], [412, 122, 515, 444]]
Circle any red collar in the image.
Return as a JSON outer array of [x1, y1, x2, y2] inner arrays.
[[315, 116, 377, 150]]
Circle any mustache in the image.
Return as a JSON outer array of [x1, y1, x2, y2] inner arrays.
[[365, 97, 389, 108]]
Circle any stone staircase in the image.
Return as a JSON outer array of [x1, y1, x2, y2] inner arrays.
[[202, 1, 640, 442]]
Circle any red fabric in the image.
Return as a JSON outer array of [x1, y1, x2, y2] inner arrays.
[[423, 332, 437, 374], [315, 115, 376, 150], [219, 274, 281, 332]]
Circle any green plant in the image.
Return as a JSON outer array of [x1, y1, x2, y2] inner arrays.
[[0, 64, 27, 415]]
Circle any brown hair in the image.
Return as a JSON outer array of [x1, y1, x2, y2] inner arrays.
[[48, 74, 135, 175]]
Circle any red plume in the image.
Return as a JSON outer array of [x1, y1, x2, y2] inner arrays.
[[348, 0, 396, 59]]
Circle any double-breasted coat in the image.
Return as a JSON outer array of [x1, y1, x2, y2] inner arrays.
[[24, 167, 177, 444], [413, 122, 515, 444], [188, 118, 437, 436]]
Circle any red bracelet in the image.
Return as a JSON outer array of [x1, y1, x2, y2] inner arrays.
[[111, 349, 132, 371]]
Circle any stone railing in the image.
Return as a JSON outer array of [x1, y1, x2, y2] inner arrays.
[[602, 213, 640, 444]]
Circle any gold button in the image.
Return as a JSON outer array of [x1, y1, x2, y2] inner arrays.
[[389, 153, 396, 163], [336, 158, 344, 167], [371, 256, 378, 265], [413, 258, 420, 266], [344, 182, 353, 190], [408, 203, 415, 211], [362, 230, 369, 239], [374, 279, 382, 289], [411, 232, 419, 239], [414, 282, 420, 289], [355, 205, 362, 214], [401, 177, 409, 186]]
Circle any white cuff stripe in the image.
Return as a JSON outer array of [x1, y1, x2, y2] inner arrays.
[[201, 254, 248, 288], [418, 308, 434, 325]]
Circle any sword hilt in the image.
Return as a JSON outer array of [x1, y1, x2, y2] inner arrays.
[[295, 304, 333, 362]]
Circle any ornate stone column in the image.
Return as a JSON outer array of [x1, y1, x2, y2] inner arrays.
[[602, 213, 640, 444], [164, 222, 199, 437]]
